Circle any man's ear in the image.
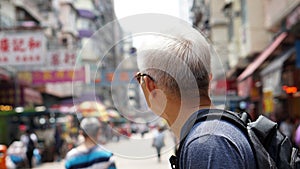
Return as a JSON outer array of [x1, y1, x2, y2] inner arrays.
[[144, 76, 156, 93]]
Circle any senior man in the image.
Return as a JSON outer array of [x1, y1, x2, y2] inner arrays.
[[135, 26, 256, 169]]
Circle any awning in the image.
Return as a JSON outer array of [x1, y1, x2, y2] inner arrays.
[[237, 32, 288, 81], [260, 47, 295, 76], [0, 68, 11, 80]]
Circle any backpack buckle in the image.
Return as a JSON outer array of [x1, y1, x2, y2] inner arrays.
[[169, 155, 178, 169]]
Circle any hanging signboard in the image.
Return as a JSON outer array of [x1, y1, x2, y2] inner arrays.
[[263, 90, 274, 114], [0, 31, 46, 65], [18, 67, 85, 85]]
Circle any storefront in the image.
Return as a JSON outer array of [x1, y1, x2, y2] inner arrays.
[[258, 48, 296, 119]]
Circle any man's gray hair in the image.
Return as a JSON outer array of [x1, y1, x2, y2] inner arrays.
[[137, 26, 211, 98], [80, 117, 101, 139]]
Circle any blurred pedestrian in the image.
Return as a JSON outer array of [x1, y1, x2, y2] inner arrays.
[[152, 126, 165, 162], [135, 24, 256, 168], [21, 129, 37, 168], [54, 124, 64, 162], [139, 124, 149, 138], [279, 117, 294, 140], [294, 123, 300, 149], [65, 117, 117, 169]]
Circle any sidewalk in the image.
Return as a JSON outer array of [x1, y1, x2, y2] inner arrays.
[[34, 161, 64, 169], [34, 130, 175, 169]]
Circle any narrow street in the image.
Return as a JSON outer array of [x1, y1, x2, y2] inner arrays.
[[34, 130, 175, 169]]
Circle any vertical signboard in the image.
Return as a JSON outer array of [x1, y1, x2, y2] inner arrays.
[[263, 90, 274, 114]]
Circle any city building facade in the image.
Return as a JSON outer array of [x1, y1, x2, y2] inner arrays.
[[191, 0, 300, 120], [0, 0, 124, 147]]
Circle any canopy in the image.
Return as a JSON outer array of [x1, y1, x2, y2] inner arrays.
[[237, 32, 288, 81], [77, 101, 109, 121]]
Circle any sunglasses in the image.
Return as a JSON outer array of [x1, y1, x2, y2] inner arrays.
[[135, 72, 155, 83]]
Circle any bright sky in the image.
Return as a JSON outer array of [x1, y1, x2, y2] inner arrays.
[[114, 0, 191, 48], [114, 0, 193, 24], [114, 0, 181, 19]]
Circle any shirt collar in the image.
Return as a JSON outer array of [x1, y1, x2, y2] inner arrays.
[[179, 109, 210, 141]]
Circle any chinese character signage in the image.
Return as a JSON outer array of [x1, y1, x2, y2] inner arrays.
[[0, 31, 46, 65], [18, 67, 85, 85], [47, 50, 77, 68]]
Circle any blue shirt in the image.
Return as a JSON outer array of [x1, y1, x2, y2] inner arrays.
[[65, 146, 116, 169], [179, 110, 256, 169]]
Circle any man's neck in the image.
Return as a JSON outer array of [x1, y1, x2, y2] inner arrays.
[[80, 138, 97, 149], [166, 99, 212, 140]]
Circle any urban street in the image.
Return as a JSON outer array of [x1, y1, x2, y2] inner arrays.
[[1, 0, 300, 168], [34, 131, 175, 169]]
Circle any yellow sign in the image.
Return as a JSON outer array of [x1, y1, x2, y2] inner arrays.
[[0, 105, 13, 111], [263, 91, 274, 114]]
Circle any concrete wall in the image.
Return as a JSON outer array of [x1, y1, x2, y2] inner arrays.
[[264, 0, 300, 31], [240, 0, 269, 57]]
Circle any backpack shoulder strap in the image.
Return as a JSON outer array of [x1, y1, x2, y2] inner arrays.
[[169, 109, 249, 169], [194, 109, 248, 135]]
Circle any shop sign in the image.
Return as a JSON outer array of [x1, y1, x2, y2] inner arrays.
[[212, 78, 226, 96], [211, 79, 237, 96], [47, 50, 77, 68], [263, 90, 274, 114], [18, 67, 85, 85], [0, 84, 42, 106], [238, 77, 252, 98], [24, 88, 43, 105], [0, 105, 13, 112], [250, 86, 260, 101], [227, 79, 238, 96], [95, 70, 138, 86], [0, 31, 46, 65], [282, 85, 298, 94]]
